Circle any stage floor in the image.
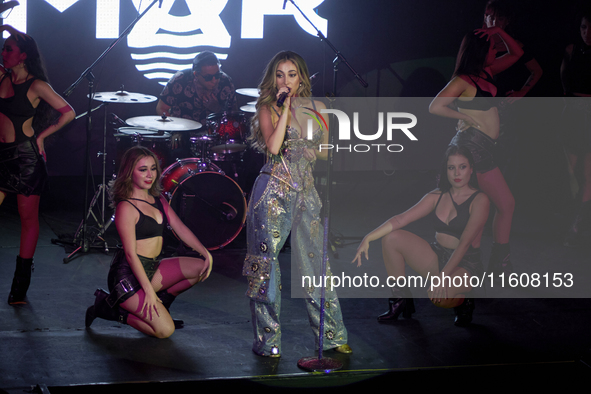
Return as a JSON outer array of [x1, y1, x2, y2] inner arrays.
[[1, 174, 590, 392]]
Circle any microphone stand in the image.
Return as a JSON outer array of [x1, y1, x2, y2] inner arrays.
[[51, 0, 161, 263], [286, 0, 367, 373]]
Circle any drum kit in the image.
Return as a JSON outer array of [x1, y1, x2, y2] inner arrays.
[[90, 88, 261, 251]]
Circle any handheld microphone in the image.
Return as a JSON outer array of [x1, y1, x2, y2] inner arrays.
[[276, 88, 290, 107]]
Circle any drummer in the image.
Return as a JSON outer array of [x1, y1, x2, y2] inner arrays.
[[156, 51, 237, 158]]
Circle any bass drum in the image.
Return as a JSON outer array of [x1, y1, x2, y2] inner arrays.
[[161, 158, 247, 250]]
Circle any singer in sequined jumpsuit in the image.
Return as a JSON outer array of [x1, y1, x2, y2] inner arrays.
[[243, 51, 350, 357]]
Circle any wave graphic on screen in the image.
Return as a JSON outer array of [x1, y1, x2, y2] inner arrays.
[[127, 0, 231, 85]]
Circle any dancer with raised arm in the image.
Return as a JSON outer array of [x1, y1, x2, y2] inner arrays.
[[430, 26, 523, 275], [1, 26, 75, 305], [243, 51, 350, 357]]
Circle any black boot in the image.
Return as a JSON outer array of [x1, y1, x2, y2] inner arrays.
[[156, 290, 184, 329], [85, 288, 128, 328], [453, 298, 475, 327], [563, 200, 590, 247], [487, 243, 512, 276], [377, 287, 415, 322], [8, 256, 34, 305]]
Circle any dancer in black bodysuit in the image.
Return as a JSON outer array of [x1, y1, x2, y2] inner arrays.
[[85, 146, 212, 338], [0, 25, 75, 305], [353, 145, 490, 326], [430, 26, 523, 275]]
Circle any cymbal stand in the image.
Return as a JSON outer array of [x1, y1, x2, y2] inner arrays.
[[51, 0, 161, 263], [52, 103, 116, 263]]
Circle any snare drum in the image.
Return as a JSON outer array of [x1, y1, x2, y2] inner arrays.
[[114, 127, 171, 170], [206, 112, 248, 160], [161, 158, 247, 250]]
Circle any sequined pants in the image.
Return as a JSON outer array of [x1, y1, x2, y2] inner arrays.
[[243, 172, 348, 356]]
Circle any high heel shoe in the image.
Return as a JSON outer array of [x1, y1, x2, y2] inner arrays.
[[332, 344, 353, 354], [377, 287, 415, 322], [85, 288, 128, 328], [8, 256, 34, 305], [453, 298, 475, 327], [156, 290, 184, 329]]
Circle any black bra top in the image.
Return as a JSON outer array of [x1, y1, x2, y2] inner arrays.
[[455, 72, 497, 111], [123, 197, 167, 240], [432, 190, 481, 239], [0, 74, 38, 144]]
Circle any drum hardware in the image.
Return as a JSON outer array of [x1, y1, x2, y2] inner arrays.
[[51, 0, 169, 264], [52, 101, 115, 262], [189, 134, 216, 159], [205, 112, 248, 160]]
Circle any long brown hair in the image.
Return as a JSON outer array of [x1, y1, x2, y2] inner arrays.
[[248, 51, 312, 154], [108, 146, 162, 208]]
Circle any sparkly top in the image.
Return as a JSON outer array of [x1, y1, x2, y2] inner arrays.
[[261, 123, 323, 193]]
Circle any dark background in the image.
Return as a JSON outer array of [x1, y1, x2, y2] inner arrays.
[[6, 0, 589, 215]]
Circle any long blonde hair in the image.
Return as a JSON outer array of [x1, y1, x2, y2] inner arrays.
[[109, 146, 163, 208], [248, 51, 312, 154]]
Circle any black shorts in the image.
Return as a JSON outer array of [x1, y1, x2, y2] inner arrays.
[[106, 249, 160, 307], [450, 127, 498, 174], [430, 241, 483, 278], [0, 136, 47, 196]]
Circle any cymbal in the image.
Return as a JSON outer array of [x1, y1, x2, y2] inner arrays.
[[126, 116, 202, 131], [0, 1, 19, 15], [240, 104, 256, 113], [91, 91, 157, 103], [236, 88, 259, 97]]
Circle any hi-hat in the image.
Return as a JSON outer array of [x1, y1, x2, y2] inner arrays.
[[236, 88, 259, 97], [91, 91, 157, 103], [0, 1, 19, 15], [126, 116, 202, 131]]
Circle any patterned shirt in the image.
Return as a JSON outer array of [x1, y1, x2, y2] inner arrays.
[[158, 69, 237, 124]]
